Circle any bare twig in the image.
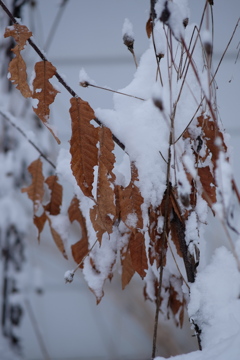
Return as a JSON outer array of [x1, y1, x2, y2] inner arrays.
[[0, 110, 56, 169], [211, 18, 240, 84], [44, 0, 69, 52], [80, 82, 145, 101], [24, 298, 51, 360]]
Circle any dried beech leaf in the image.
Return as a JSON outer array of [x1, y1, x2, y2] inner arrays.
[[21, 158, 44, 213], [89, 206, 107, 243], [148, 205, 167, 268], [45, 175, 63, 215], [4, 24, 32, 51], [68, 197, 89, 268], [129, 231, 148, 278], [47, 215, 68, 259], [146, 17, 153, 38], [32, 61, 60, 144], [34, 212, 47, 242], [121, 248, 135, 289], [90, 127, 116, 237], [198, 166, 217, 206], [8, 55, 32, 97], [4, 24, 32, 98], [197, 115, 227, 169], [69, 97, 98, 197], [71, 237, 89, 269], [119, 163, 144, 231], [168, 283, 185, 328]]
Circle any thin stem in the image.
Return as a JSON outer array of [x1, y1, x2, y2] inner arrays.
[[44, 0, 69, 52], [24, 298, 51, 360], [0, 110, 56, 169], [81, 83, 145, 101], [211, 18, 240, 84]]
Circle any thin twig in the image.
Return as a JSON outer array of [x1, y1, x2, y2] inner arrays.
[[0, 110, 56, 169], [80, 82, 145, 101], [44, 0, 69, 52], [167, 239, 190, 290], [211, 17, 240, 84], [24, 298, 51, 360]]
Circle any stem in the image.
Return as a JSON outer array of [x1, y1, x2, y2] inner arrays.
[[82, 83, 144, 101], [25, 298, 51, 360], [0, 110, 56, 169]]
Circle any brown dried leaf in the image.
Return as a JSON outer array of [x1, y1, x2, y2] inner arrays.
[[4, 24, 32, 52], [68, 197, 89, 268], [148, 205, 168, 268], [69, 97, 98, 197], [21, 158, 44, 213], [121, 248, 135, 289], [34, 212, 47, 242], [4, 24, 32, 98], [129, 231, 148, 278], [45, 175, 63, 215], [119, 163, 144, 231], [168, 283, 185, 327], [197, 115, 227, 170], [90, 127, 116, 238], [146, 17, 153, 38], [8, 55, 32, 97], [71, 237, 89, 269], [47, 215, 68, 259], [198, 166, 217, 206], [32, 61, 60, 144]]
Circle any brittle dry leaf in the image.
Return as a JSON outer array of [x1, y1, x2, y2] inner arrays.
[[32, 61, 60, 144], [69, 97, 98, 198]]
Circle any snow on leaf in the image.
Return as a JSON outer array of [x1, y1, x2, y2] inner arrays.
[[90, 126, 116, 240], [32, 61, 60, 144], [198, 166, 217, 206], [129, 231, 148, 279], [4, 24, 32, 51], [119, 163, 144, 231], [44, 175, 63, 215], [4, 24, 32, 97], [69, 97, 98, 198], [21, 158, 44, 213], [68, 196, 89, 268], [121, 247, 135, 289]]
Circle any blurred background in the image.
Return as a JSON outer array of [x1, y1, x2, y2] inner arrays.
[[0, 1, 240, 359]]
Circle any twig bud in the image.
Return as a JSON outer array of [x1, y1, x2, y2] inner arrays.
[[79, 80, 89, 88], [64, 270, 75, 283]]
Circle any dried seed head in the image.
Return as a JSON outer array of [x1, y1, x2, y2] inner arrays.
[[64, 270, 75, 283], [153, 97, 164, 112], [159, 1, 170, 24], [79, 80, 89, 88], [123, 33, 134, 52], [183, 18, 189, 28], [204, 41, 213, 57]]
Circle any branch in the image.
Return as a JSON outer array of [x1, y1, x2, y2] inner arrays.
[[0, 0, 126, 152]]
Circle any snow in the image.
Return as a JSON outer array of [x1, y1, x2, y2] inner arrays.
[[122, 18, 134, 40], [155, 247, 240, 360]]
